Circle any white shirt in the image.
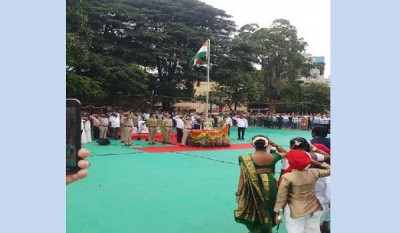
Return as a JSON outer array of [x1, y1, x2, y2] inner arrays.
[[225, 116, 233, 126], [173, 116, 184, 129], [313, 116, 321, 124], [233, 117, 248, 128], [283, 116, 289, 122], [320, 117, 330, 125], [109, 115, 120, 128]]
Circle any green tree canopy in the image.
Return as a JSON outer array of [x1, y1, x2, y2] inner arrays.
[[75, 0, 236, 109]]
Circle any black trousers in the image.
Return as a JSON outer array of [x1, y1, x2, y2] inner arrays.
[[111, 127, 119, 139], [176, 128, 183, 143], [93, 126, 100, 140], [238, 127, 245, 139]]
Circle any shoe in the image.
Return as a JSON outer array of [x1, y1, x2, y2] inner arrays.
[[125, 144, 131, 146]]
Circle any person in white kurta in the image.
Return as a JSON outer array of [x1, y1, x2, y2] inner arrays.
[[81, 117, 92, 144]]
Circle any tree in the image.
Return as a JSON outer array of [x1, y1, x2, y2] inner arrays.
[[210, 24, 261, 111], [251, 19, 309, 113], [277, 79, 304, 113], [215, 72, 263, 111], [81, 0, 236, 110], [66, 0, 91, 68], [277, 79, 330, 114], [66, 73, 106, 100], [303, 82, 330, 113]]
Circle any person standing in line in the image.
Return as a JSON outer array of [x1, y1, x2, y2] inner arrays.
[[122, 111, 134, 146], [313, 114, 321, 128], [312, 143, 331, 233], [288, 113, 293, 130], [98, 114, 109, 139], [162, 113, 173, 144], [143, 112, 150, 121], [131, 112, 138, 137], [224, 115, 233, 137], [277, 114, 283, 129], [156, 112, 164, 142], [119, 111, 126, 143], [272, 114, 278, 129], [282, 114, 289, 129], [109, 112, 120, 140], [90, 114, 100, 140], [173, 114, 184, 143], [310, 125, 330, 149], [147, 114, 158, 145], [233, 114, 248, 140], [81, 114, 92, 144], [136, 112, 144, 140], [274, 150, 330, 233], [292, 114, 299, 130], [181, 115, 192, 146], [234, 135, 287, 233], [277, 137, 329, 186]]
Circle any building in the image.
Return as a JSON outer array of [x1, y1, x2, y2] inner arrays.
[[173, 81, 246, 113], [301, 53, 330, 85]]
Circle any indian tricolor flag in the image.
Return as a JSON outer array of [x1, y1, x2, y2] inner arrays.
[[189, 40, 208, 68]]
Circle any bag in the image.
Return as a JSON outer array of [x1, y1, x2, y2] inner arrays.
[[97, 138, 111, 145]]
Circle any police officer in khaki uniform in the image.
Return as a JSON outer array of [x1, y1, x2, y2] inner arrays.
[[162, 114, 173, 144], [122, 111, 134, 146], [181, 115, 192, 146], [147, 114, 158, 144], [120, 111, 126, 143], [99, 114, 109, 139]]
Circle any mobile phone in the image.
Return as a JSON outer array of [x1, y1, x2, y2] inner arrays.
[[66, 98, 81, 174]]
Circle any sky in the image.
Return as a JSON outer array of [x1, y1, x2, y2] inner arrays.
[[201, 0, 331, 77]]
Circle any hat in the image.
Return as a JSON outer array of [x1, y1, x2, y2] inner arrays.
[[286, 149, 311, 170], [313, 143, 330, 154]]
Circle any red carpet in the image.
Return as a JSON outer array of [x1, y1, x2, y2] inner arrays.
[[134, 143, 253, 153], [117, 131, 178, 143]]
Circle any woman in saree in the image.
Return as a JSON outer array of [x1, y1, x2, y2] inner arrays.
[[234, 135, 287, 233]]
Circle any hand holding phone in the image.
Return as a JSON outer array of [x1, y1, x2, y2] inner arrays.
[[66, 99, 81, 174], [66, 148, 90, 184]]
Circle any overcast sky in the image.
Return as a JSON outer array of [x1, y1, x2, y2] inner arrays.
[[201, 0, 330, 77]]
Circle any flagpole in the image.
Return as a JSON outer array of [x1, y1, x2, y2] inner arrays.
[[206, 39, 210, 124]]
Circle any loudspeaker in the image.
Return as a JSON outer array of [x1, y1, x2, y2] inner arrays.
[[97, 138, 111, 145]]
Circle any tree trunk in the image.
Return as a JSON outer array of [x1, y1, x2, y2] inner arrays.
[[267, 98, 279, 113]]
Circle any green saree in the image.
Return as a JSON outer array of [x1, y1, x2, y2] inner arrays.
[[234, 153, 281, 233]]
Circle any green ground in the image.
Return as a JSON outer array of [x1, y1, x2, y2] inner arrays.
[[67, 127, 311, 233]]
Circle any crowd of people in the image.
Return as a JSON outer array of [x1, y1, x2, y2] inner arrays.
[[246, 112, 331, 131], [234, 125, 331, 233], [75, 107, 331, 233], [80, 108, 330, 146], [80, 109, 252, 146]]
